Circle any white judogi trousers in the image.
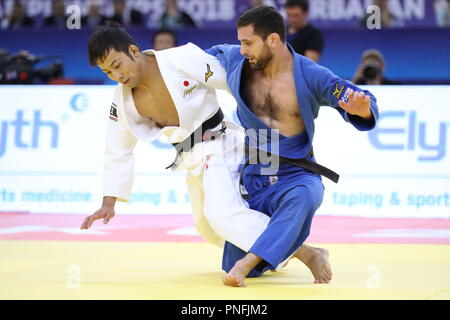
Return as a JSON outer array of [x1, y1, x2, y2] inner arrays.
[[172, 120, 292, 270], [172, 120, 270, 249]]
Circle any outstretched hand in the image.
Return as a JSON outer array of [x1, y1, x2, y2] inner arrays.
[[338, 89, 372, 119], [80, 206, 115, 230]]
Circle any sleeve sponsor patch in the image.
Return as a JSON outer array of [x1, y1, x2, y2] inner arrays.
[[333, 83, 351, 103], [204, 63, 213, 82], [333, 83, 345, 100]]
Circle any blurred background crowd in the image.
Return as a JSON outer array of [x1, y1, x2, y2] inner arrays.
[[0, 0, 449, 85]]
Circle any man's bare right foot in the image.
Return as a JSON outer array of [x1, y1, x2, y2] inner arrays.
[[223, 253, 263, 287], [223, 262, 247, 287]]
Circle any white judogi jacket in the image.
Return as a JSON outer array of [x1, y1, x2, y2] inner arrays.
[[102, 43, 274, 257], [103, 43, 233, 247], [104, 42, 229, 199]]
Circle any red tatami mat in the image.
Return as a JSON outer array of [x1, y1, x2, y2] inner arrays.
[[0, 212, 449, 244]]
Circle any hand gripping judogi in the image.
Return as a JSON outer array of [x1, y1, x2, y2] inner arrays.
[[102, 42, 272, 253]]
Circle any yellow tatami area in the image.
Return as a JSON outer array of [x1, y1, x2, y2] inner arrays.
[[1, 241, 449, 300]]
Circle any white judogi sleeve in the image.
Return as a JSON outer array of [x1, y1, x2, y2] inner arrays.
[[103, 87, 138, 202], [170, 42, 231, 93]]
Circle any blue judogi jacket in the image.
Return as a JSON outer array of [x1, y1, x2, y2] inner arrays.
[[205, 44, 379, 160]]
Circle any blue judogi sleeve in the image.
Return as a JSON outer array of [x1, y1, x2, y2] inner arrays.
[[304, 61, 379, 131], [205, 45, 240, 71], [205, 45, 243, 86]]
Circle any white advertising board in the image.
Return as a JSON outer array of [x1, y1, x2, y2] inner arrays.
[[0, 85, 449, 218]]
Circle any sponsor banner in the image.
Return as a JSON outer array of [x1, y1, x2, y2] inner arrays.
[[0, 85, 192, 214], [0, 85, 449, 218], [0, 85, 109, 214], [0, 0, 443, 29], [314, 85, 450, 218]]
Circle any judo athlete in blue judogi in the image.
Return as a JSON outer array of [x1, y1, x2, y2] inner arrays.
[[206, 6, 380, 287]]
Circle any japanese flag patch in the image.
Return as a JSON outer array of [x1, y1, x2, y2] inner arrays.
[[181, 79, 198, 98]]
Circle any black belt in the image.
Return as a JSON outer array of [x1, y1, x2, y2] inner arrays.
[[239, 145, 340, 199], [166, 108, 226, 169]]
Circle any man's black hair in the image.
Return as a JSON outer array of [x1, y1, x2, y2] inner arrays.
[[237, 6, 286, 42], [87, 22, 140, 66], [284, 0, 309, 12]]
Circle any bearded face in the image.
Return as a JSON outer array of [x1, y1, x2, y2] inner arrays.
[[238, 25, 274, 71], [248, 41, 273, 70]]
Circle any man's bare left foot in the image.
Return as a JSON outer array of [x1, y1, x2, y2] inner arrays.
[[295, 244, 333, 284]]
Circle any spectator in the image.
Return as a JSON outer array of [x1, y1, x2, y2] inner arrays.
[[249, 0, 265, 8], [352, 49, 401, 85], [43, 0, 69, 29], [81, 0, 107, 29], [151, 29, 177, 50], [434, 0, 450, 27], [360, 0, 403, 28], [0, 0, 34, 30], [160, 0, 196, 29], [107, 0, 143, 27], [0, 49, 9, 83], [284, 0, 324, 63]]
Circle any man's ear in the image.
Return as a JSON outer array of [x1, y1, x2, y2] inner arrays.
[[268, 33, 281, 48], [128, 45, 140, 58]]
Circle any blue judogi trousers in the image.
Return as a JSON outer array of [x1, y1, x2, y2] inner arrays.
[[222, 164, 324, 277]]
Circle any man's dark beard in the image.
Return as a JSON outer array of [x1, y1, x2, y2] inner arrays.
[[250, 45, 273, 71]]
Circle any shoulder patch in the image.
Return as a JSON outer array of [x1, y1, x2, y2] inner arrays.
[[181, 79, 199, 98], [109, 103, 118, 122]]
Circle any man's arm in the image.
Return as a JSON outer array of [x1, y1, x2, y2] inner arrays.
[[102, 107, 138, 202], [304, 28, 324, 63], [307, 61, 379, 131], [304, 50, 321, 63], [289, 27, 324, 63], [204, 44, 241, 70], [81, 88, 138, 229], [170, 42, 230, 91]]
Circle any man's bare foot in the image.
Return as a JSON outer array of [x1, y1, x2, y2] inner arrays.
[[223, 253, 262, 287], [295, 245, 332, 284], [223, 261, 247, 287]]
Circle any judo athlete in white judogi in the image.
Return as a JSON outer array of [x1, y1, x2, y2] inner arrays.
[[80, 25, 332, 285]]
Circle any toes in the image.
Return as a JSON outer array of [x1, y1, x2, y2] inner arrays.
[[314, 277, 324, 284], [223, 275, 235, 287], [313, 274, 331, 284], [222, 276, 229, 286], [223, 274, 246, 287], [233, 276, 245, 287]]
